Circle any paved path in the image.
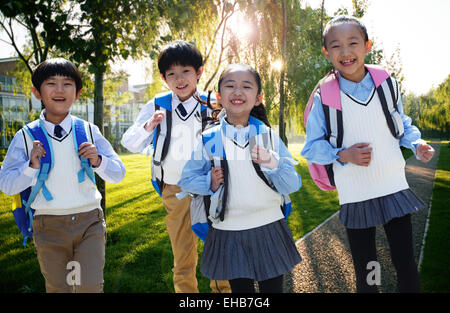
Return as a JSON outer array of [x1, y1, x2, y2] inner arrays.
[[286, 141, 441, 293]]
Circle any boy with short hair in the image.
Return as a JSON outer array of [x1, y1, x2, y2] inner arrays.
[[0, 58, 126, 293], [121, 41, 230, 293]]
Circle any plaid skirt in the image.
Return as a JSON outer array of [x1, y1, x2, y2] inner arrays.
[[200, 219, 301, 281], [339, 188, 426, 229]]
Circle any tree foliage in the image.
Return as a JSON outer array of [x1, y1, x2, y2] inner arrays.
[[0, 0, 66, 73], [403, 75, 450, 138], [1, 0, 412, 140]]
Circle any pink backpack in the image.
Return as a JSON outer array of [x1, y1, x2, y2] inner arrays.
[[303, 65, 404, 191]]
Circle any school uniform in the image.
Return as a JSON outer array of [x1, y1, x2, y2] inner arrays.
[[301, 71, 425, 292], [121, 90, 231, 293], [0, 110, 126, 292], [302, 71, 426, 228], [178, 113, 302, 282]]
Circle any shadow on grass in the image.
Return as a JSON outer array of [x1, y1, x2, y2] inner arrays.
[[104, 207, 208, 293], [106, 191, 156, 215]]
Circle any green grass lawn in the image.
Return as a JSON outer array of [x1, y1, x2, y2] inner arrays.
[[1, 141, 448, 293], [420, 141, 450, 292], [1, 142, 448, 293], [0, 144, 340, 293]]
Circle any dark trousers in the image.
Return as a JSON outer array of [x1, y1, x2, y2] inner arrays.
[[229, 275, 284, 293], [346, 214, 422, 293]]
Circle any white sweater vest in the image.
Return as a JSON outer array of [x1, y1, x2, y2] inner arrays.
[[24, 131, 102, 215], [333, 90, 409, 205], [213, 135, 284, 231], [162, 104, 202, 185]]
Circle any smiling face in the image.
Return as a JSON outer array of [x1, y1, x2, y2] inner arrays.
[[162, 64, 203, 102], [323, 23, 372, 82], [217, 69, 262, 126], [32, 75, 81, 124]]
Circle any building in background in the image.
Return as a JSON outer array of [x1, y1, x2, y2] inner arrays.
[[0, 57, 29, 149], [0, 57, 149, 155]]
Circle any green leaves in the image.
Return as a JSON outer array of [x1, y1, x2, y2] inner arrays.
[[403, 75, 450, 136]]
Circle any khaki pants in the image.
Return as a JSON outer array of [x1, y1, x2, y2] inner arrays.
[[32, 208, 106, 293], [162, 184, 230, 293]]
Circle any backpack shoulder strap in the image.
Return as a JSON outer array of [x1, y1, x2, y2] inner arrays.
[[24, 120, 54, 181], [320, 73, 342, 111], [305, 72, 343, 149], [318, 74, 344, 149], [154, 91, 173, 111], [152, 92, 173, 164], [248, 127, 292, 218], [201, 124, 228, 221], [365, 64, 390, 88], [366, 65, 404, 139], [202, 124, 225, 158], [71, 116, 95, 184], [249, 126, 277, 192], [20, 120, 54, 235]]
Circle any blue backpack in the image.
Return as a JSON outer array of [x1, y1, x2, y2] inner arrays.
[[12, 116, 95, 246], [189, 115, 293, 241], [150, 91, 215, 196]]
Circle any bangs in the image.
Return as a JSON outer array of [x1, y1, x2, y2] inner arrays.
[[322, 15, 369, 48], [218, 64, 262, 94], [158, 41, 203, 76], [32, 58, 83, 92]]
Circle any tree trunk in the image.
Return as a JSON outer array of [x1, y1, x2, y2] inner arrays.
[[320, 0, 325, 39], [94, 67, 106, 215], [279, 0, 288, 146]]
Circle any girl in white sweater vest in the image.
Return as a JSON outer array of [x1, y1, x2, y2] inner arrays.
[[178, 64, 301, 293], [302, 16, 434, 293]]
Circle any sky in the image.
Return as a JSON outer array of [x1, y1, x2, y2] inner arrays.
[[1, 0, 449, 95]]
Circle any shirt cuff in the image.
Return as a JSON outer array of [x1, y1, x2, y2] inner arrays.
[[93, 154, 108, 173], [260, 150, 298, 172], [333, 147, 347, 166], [411, 139, 427, 157], [261, 157, 292, 174], [139, 121, 154, 137], [23, 163, 39, 186], [23, 164, 39, 178]]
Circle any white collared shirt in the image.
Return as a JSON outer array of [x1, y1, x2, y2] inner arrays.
[[0, 110, 126, 196], [121, 89, 203, 154]]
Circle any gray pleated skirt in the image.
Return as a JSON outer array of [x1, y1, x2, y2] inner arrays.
[[200, 219, 301, 281], [339, 189, 426, 229]]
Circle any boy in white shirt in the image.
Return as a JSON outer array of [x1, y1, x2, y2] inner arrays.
[[121, 41, 230, 293], [0, 58, 126, 292]]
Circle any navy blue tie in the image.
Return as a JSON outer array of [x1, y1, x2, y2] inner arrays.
[[54, 125, 63, 138], [177, 103, 187, 117]]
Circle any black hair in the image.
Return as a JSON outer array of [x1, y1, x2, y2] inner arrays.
[[157, 40, 203, 78], [322, 15, 369, 49], [31, 58, 83, 93], [194, 90, 222, 124], [216, 64, 271, 127]]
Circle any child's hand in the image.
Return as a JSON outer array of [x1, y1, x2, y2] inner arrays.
[[337, 143, 373, 167], [251, 146, 278, 169], [29, 140, 46, 169], [144, 110, 165, 132], [416, 143, 434, 163], [210, 167, 224, 192], [78, 142, 102, 167]]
